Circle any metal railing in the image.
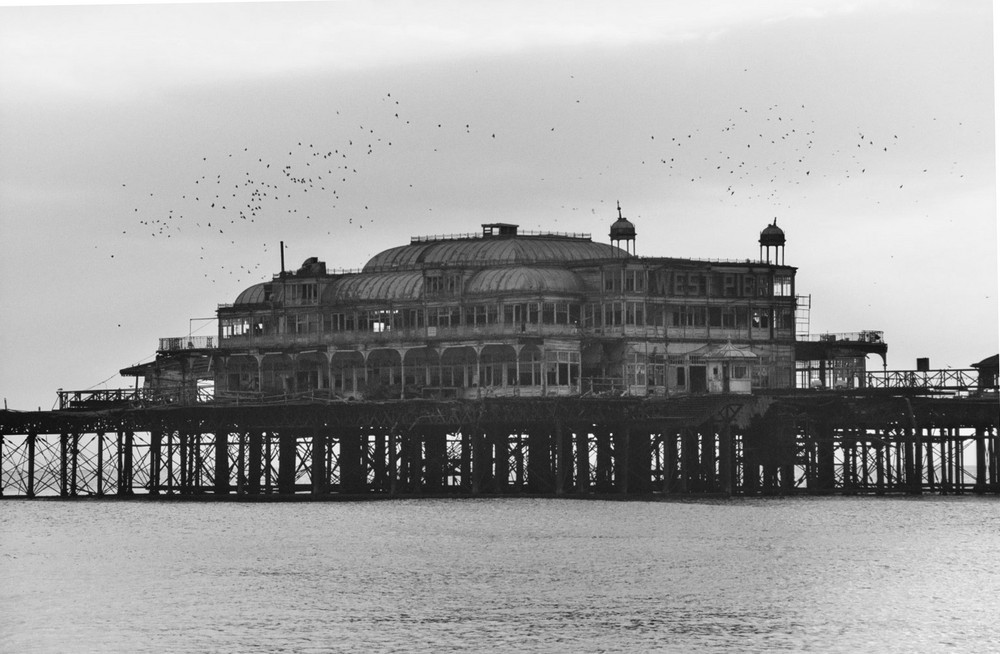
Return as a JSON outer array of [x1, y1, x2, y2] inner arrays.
[[801, 331, 884, 344], [223, 254, 793, 288], [57, 388, 149, 410], [58, 384, 216, 410], [158, 336, 217, 351], [410, 230, 592, 243], [865, 369, 983, 392]]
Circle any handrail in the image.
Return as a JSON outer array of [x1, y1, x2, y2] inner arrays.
[[410, 230, 592, 243], [800, 331, 884, 343], [158, 336, 217, 351], [865, 369, 984, 391]]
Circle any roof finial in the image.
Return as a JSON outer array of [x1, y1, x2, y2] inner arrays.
[[617, 200, 623, 220]]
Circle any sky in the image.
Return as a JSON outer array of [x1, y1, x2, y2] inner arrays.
[[0, 0, 996, 410]]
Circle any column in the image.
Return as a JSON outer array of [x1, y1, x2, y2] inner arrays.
[[59, 433, 69, 497], [311, 428, 327, 495], [575, 428, 590, 493], [95, 431, 104, 497], [26, 431, 37, 498], [719, 425, 733, 497], [215, 429, 230, 495], [278, 430, 297, 494], [248, 431, 263, 495]]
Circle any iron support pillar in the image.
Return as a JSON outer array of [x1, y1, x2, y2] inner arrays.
[[614, 427, 630, 494], [682, 429, 700, 492], [719, 425, 733, 497], [95, 432, 104, 497], [912, 428, 924, 495], [372, 432, 387, 493], [311, 429, 327, 495], [875, 442, 885, 495], [388, 432, 399, 497], [816, 422, 835, 493], [70, 432, 79, 497], [843, 434, 856, 494], [459, 431, 471, 492], [248, 431, 263, 495], [118, 431, 134, 496], [340, 429, 364, 494], [629, 429, 650, 494], [471, 430, 489, 495], [236, 431, 246, 494], [575, 428, 590, 494], [406, 430, 423, 493], [117, 431, 125, 495], [664, 431, 679, 493], [179, 432, 189, 493], [215, 429, 230, 495], [26, 432, 36, 498], [700, 430, 715, 493], [527, 429, 553, 493], [278, 431, 297, 494], [491, 428, 508, 493], [975, 427, 987, 494], [59, 433, 69, 497], [424, 429, 447, 492], [554, 420, 568, 495], [595, 430, 612, 492]]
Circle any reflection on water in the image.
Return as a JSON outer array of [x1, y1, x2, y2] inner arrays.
[[2, 497, 998, 653]]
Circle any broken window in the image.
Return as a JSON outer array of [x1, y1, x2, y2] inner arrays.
[[752, 308, 771, 329], [773, 274, 793, 297]]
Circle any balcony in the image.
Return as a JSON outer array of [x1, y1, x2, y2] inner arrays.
[[158, 336, 218, 351]]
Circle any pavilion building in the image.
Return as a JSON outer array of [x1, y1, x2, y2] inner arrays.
[[210, 211, 797, 400]]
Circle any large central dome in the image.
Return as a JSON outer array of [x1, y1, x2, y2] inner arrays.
[[364, 225, 628, 272]]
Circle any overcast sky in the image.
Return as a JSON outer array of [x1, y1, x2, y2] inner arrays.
[[0, 0, 996, 409]]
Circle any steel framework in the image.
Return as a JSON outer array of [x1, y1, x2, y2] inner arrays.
[[1, 393, 997, 498]]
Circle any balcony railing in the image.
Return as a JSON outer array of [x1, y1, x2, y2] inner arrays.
[[58, 383, 216, 409], [865, 369, 982, 392], [410, 229, 592, 243], [800, 331, 884, 344], [57, 388, 148, 410], [158, 336, 217, 351]]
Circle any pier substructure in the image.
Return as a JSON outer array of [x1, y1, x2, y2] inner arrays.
[[1, 393, 996, 498]]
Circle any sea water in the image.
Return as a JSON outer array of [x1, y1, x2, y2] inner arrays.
[[2, 496, 998, 653]]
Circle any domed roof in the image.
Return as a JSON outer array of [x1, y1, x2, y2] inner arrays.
[[609, 201, 636, 240], [323, 271, 423, 303], [233, 282, 277, 305], [609, 218, 636, 239], [759, 219, 786, 246], [364, 236, 625, 272], [466, 266, 586, 296]]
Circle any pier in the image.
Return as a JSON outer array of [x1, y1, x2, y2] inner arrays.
[[2, 390, 996, 499]]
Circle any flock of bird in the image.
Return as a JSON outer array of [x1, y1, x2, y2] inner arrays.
[[113, 83, 970, 288]]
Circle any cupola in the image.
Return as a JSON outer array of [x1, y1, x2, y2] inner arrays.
[[759, 218, 786, 265], [609, 201, 636, 256]]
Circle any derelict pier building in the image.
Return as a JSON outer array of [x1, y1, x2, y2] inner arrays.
[[213, 211, 796, 401]]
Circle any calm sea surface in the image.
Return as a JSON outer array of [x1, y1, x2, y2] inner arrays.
[[2, 496, 998, 653]]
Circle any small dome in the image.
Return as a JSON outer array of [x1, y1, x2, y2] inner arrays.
[[609, 201, 636, 240], [234, 282, 275, 305], [759, 219, 785, 247], [609, 218, 636, 239]]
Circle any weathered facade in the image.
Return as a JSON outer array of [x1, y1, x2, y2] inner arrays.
[[212, 213, 797, 401]]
